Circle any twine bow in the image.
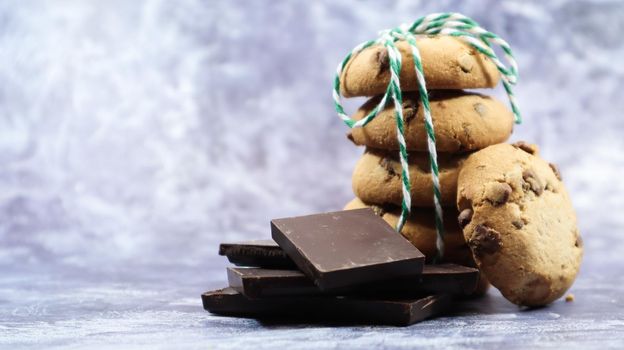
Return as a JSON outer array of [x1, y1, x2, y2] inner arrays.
[[333, 13, 520, 262]]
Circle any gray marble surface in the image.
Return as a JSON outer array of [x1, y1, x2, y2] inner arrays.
[[2, 260, 624, 349], [2, 0, 624, 348]]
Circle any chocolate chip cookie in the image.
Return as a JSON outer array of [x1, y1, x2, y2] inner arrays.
[[348, 91, 514, 152], [352, 148, 468, 207], [340, 36, 500, 98], [456, 143, 582, 306]]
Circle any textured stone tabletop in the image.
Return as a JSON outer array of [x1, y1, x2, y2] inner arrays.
[[2, 256, 624, 349], [2, 0, 624, 349]]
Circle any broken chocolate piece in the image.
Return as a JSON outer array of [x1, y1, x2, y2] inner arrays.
[[228, 268, 317, 298], [470, 225, 502, 257], [219, 240, 295, 269], [227, 264, 478, 298], [270, 208, 425, 291], [202, 287, 451, 326]]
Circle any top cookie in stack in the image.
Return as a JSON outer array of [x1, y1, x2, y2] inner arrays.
[[341, 37, 514, 284], [341, 37, 500, 97]]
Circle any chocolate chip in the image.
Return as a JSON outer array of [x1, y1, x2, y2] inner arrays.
[[379, 157, 398, 180], [469, 225, 502, 258], [457, 208, 473, 229], [401, 99, 417, 110], [462, 123, 474, 144], [522, 169, 543, 196], [402, 100, 419, 123], [575, 235, 583, 248], [549, 163, 562, 181], [485, 182, 512, 206], [512, 141, 538, 155], [375, 49, 389, 75], [473, 103, 488, 117], [458, 53, 474, 73], [346, 132, 356, 145], [512, 217, 527, 229], [404, 109, 416, 123]]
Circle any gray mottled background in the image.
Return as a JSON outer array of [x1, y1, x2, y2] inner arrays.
[[1, 0, 624, 349]]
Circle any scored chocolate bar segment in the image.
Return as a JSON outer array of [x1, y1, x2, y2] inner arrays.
[[227, 267, 314, 298], [202, 287, 451, 326], [271, 208, 425, 290], [228, 264, 478, 298], [418, 264, 479, 295], [218, 240, 295, 269]]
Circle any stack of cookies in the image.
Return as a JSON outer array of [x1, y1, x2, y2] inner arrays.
[[340, 36, 515, 295]]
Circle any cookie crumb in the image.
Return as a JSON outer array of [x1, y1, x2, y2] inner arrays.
[[565, 293, 575, 302], [369, 204, 386, 217]]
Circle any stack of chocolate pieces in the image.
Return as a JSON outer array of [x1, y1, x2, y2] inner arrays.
[[203, 208, 480, 326], [339, 37, 517, 294]]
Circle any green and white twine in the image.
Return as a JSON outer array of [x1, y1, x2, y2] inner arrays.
[[333, 13, 520, 261]]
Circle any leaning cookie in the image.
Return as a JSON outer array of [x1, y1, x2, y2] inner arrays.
[[457, 143, 583, 306], [352, 148, 467, 207], [348, 91, 514, 152], [340, 36, 500, 97]]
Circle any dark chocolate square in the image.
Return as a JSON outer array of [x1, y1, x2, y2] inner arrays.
[[202, 287, 451, 326], [270, 208, 425, 290], [218, 239, 295, 269], [227, 264, 478, 298]]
